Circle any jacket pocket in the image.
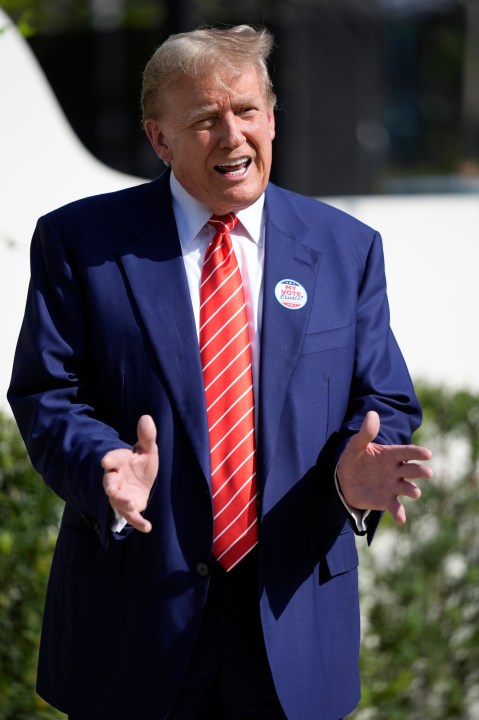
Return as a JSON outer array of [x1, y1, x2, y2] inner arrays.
[[323, 530, 359, 578], [301, 323, 355, 354], [57, 523, 125, 575]]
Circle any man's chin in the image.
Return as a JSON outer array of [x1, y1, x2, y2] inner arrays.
[[209, 181, 265, 214]]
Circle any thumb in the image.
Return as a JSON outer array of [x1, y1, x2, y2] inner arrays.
[[350, 410, 380, 450], [135, 414, 157, 453]]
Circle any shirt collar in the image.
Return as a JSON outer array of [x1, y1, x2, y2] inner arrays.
[[170, 171, 265, 248]]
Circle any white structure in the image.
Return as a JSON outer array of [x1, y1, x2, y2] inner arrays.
[[1, 8, 478, 411], [0, 9, 144, 410], [329, 193, 479, 393]]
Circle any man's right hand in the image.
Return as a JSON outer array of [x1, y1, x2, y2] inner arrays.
[[101, 415, 159, 533]]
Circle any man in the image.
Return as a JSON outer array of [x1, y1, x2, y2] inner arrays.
[[8, 25, 432, 720]]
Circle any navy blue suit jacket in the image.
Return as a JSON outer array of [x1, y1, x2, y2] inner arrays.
[[8, 171, 421, 719]]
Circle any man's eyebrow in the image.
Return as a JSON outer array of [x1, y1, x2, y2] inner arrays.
[[186, 95, 261, 123], [186, 104, 219, 123], [231, 94, 261, 109]]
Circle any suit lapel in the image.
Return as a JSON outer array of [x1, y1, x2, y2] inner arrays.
[[259, 184, 322, 486], [118, 175, 210, 481]]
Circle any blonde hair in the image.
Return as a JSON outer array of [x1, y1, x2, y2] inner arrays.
[[141, 25, 276, 125]]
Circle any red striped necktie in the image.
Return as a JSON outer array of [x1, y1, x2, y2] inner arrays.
[[199, 213, 258, 571]]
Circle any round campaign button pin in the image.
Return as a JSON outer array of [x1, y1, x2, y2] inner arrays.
[[274, 279, 308, 310]]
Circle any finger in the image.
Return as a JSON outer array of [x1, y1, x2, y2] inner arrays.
[[122, 509, 152, 534], [350, 410, 380, 450], [399, 461, 433, 481], [388, 496, 407, 525], [400, 445, 433, 462], [397, 478, 422, 500], [103, 475, 119, 496], [109, 496, 153, 533], [101, 451, 119, 472], [135, 414, 157, 453], [101, 447, 130, 471], [105, 486, 133, 508], [103, 466, 126, 495]]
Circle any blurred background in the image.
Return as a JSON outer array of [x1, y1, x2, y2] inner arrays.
[[0, 1, 478, 718], [5, 0, 479, 194]]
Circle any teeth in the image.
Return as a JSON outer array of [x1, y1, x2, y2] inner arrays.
[[218, 158, 248, 168]]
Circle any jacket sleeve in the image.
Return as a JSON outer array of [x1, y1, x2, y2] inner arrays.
[[8, 214, 130, 547], [336, 230, 422, 542]]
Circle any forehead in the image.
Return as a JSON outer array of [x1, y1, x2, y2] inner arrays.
[[168, 66, 266, 113]]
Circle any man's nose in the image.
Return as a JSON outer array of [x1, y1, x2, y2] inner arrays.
[[219, 115, 244, 148]]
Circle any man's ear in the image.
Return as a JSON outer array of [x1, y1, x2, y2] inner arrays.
[[144, 119, 172, 164], [268, 105, 276, 141]]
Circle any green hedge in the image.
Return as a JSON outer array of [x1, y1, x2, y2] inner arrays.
[[0, 411, 64, 720], [353, 383, 479, 720]]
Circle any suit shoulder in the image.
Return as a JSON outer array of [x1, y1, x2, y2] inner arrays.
[[30, 175, 172, 264], [266, 183, 378, 239], [39, 176, 164, 227]]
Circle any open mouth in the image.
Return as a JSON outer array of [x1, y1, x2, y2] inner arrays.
[[214, 157, 252, 176]]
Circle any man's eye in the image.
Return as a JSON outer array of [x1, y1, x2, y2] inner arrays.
[[194, 117, 216, 129]]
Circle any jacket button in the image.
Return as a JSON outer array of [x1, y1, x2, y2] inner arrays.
[[196, 563, 209, 577]]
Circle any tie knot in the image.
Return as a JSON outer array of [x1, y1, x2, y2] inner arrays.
[[208, 213, 239, 234]]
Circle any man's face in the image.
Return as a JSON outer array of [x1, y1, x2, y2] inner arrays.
[[144, 66, 276, 215]]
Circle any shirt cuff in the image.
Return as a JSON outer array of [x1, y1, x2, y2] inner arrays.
[[111, 508, 128, 534], [334, 465, 370, 533]]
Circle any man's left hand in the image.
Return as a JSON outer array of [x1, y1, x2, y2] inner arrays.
[[337, 411, 433, 524]]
